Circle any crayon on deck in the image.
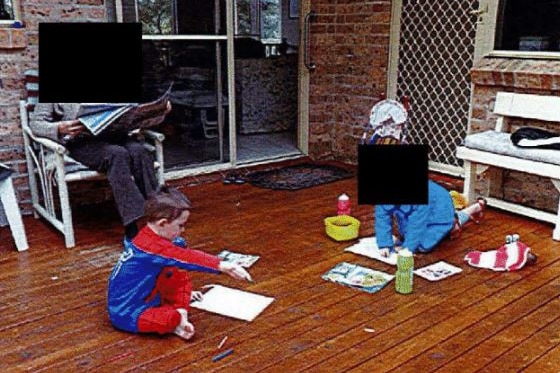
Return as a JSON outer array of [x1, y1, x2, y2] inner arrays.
[[212, 348, 234, 362]]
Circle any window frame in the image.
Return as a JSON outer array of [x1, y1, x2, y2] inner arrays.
[[475, 0, 560, 61], [0, 0, 22, 26]]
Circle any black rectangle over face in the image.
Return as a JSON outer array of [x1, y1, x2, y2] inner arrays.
[[39, 22, 142, 103], [358, 144, 429, 205]]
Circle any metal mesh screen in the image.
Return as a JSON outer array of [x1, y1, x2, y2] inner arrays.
[[396, 0, 479, 167]]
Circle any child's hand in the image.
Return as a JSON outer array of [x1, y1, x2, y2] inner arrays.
[[394, 246, 403, 253], [379, 248, 390, 258], [190, 291, 203, 302], [219, 261, 253, 282]]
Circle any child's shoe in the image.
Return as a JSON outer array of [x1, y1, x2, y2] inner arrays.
[[174, 308, 195, 340], [469, 197, 487, 223]]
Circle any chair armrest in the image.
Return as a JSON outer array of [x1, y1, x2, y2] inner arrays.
[[141, 129, 166, 143], [22, 126, 68, 155]]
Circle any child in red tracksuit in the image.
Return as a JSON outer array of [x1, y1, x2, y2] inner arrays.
[[107, 187, 252, 340]]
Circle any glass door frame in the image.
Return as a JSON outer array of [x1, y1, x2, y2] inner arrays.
[[139, 1, 236, 179], [135, 1, 309, 180]]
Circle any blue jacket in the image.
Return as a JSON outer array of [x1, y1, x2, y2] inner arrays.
[[375, 180, 455, 253]]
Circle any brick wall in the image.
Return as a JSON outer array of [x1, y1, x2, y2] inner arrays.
[[307, 0, 392, 163], [469, 57, 560, 213], [0, 0, 108, 214]]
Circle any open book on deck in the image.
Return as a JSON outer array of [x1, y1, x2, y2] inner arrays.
[[216, 250, 260, 268], [77, 83, 173, 136]]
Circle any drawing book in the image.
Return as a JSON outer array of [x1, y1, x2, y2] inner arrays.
[[414, 261, 462, 281], [190, 285, 274, 321], [344, 236, 398, 265], [217, 250, 260, 268], [322, 262, 394, 294], [77, 83, 172, 136]]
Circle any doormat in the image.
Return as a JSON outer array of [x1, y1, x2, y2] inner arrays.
[[245, 163, 354, 190]]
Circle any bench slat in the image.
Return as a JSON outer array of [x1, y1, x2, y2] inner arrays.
[[457, 146, 560, 179], [495, 92, 560, 123]]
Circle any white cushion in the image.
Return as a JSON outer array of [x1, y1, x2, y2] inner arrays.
[[464, 130, 560, 166]]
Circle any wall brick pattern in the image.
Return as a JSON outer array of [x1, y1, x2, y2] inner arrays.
[[0, 0, 107, 214], [307, 0, 392, 163]]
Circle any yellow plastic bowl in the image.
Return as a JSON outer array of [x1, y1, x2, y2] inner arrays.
[[324, 215, 360, 241]]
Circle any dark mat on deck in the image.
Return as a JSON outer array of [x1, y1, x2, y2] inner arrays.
[[245, 163, 354, 190]]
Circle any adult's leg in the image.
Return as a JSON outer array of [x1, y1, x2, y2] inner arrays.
[[67, 138, 145, 225], [123, 139, 159, 198]]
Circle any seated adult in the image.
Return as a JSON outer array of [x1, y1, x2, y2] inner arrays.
[[30, 102, 171, 239]]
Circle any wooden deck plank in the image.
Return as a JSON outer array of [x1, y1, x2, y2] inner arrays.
[[478, 316, 560, 372], [523, 345, 560, 372], [1, 165, 559, 372], [180, 217, 537, 371], [390, 267, 560, 372]]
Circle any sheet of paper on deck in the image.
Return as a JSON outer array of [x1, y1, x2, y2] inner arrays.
[[190, 285, 274, 322]]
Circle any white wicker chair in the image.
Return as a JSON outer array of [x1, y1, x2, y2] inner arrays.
[[20, 100, 165, 248]]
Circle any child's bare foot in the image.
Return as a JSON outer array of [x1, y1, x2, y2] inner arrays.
[[174, 308, 195, 340]]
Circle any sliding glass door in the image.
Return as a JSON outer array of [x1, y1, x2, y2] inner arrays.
[[123, 0, 232, 170], [118, 0, 304, 171]]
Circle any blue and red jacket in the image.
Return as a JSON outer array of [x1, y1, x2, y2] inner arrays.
[[107, 226, 221, 333]]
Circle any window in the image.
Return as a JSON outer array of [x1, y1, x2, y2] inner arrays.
[[0, 0, 21, 24], [495, 0, 560, 52], [474, 0, 560, 59]]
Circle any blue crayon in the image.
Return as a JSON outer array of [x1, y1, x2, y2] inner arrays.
[[212, 348, 234, 362]]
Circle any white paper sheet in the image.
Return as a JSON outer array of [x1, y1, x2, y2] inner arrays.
[[190, 285, 274, 321], [344, 236, 398, 265], [414, 261, 463, 281]]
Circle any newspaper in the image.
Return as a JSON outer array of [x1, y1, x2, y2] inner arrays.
[[0, 163, 13, 182], [77, 83, 173, 136]]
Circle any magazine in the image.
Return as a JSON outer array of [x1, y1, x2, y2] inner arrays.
[[217, 250, 260, 268], [322, 262, 394, 294], [414, 261, 463, 281], [77, 83, 173, 136], [344, 236, 398, 265]]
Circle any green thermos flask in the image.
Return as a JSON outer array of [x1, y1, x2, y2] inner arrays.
[[395, 248, 414, 294]]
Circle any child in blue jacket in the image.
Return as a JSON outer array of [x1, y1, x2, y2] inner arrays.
[[376, 180, 485, 256]]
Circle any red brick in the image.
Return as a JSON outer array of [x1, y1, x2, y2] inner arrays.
[[0, 29, 27, 49]]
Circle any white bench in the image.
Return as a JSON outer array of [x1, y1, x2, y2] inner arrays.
[[457, 92, 560, 241]]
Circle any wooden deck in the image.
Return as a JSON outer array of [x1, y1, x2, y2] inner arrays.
[[2, 164, 560, 372]]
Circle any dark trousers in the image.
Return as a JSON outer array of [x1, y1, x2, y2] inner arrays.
[[67, 136, 158, 225]]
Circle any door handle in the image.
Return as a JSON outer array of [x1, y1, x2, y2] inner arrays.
[[304, 10, 317, 70], [470, 4, 488, 21]]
